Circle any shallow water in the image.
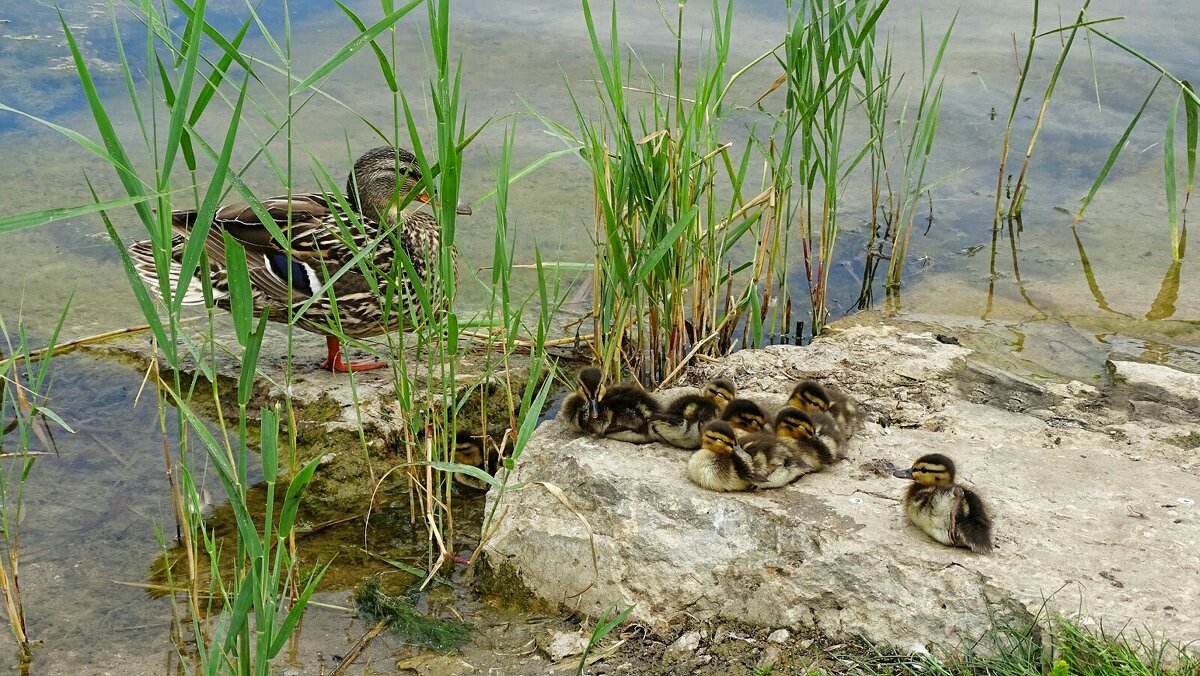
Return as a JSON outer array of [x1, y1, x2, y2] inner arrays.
[[1, 0, 1198, 671]]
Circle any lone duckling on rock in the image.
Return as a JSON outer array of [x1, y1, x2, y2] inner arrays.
[[561, 367, 662, 443], [649, 378, 736, 449], [893, 453, 993, 554], [719, 398, 770, 441], [788, 380, 861, 438], [686, 421, 763, 492]]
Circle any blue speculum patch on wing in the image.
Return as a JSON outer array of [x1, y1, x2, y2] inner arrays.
[[266, 254, 315, 295]]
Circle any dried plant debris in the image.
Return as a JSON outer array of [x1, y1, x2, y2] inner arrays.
[[354, 578, 470, 649]]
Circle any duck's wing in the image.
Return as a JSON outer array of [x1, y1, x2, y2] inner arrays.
[[174, 194, 378, 306], [954, 487, 994, 554]]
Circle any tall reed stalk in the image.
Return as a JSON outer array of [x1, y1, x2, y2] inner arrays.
[[0, 306, 73, 666]]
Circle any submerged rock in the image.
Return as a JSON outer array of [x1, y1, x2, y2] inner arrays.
[[484, 321, 1200, 658]]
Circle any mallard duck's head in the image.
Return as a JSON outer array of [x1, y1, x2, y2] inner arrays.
[[720, 398, 768, 435], [788, 381, 830, 414], [893, 453, 957, 487], [700, 421, 742, 456], [701, 379, 736, 408], [577, 367, 606, 420], [774, 406, 816, 441], [347, 146, 472, 223], [453, 431, 486, 468]]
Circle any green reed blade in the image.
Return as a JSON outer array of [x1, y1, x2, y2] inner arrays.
[[0, 194, 163, 235], [56, 11, 154, 231], [156, 0, 207, 185], [1087, 28, 1200, 107], [429, 461, 503, 489], [267, 562, 329, 658], [1166, 93, 1180, 258], [174, 77, 249, 312], [237, 316, 268, 409], [335, 1, 398, 93], [1073, 79, 1160, 227], [292, 0, 422, 94], [167, 0, 253, 72], [1184, 80, 1197, 203], [88, 184, 171, 361]]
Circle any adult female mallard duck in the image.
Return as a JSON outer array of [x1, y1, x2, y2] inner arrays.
[[560, 367, 662, 443], [128, 146, 471, 372], [649, 378, 736, 449], [685, 421, 763, 492], [788, 380, 862, 438], [893, 453, 993, 554]]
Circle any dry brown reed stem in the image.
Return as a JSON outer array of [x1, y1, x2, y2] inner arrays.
[[418, 430, 450, 592], [468, 503, 509, 567], [0, 319, 199, 369], [993, 31, 1026, 228], [330, 618, 389, 676], [656, 307, 741, 388]]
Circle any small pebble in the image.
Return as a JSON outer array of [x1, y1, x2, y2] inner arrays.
[[767, 628, 791, 644]]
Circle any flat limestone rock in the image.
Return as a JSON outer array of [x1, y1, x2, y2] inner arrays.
[[484, 322, 1200, 657]]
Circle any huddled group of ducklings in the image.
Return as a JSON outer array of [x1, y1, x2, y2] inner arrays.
[[561, 367, 993, 554]]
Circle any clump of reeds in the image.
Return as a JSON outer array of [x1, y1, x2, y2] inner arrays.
[[995, 0, 1198, 265], [0, 306, 73, 666], [546, 0, 953, 378]]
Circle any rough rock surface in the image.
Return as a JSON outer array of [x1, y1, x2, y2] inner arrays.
[[483, 321, 1200, 657]]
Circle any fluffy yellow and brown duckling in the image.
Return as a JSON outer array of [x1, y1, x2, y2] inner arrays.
[[451, 431, 505, 491], [788, 380, 861, 438], [737, 407, 832, 488], [649, 378, 736, 449], [561, 367, 610, 436], [560, 367, 662, 443], [719, 398, 770, 441], [686, 421, 764, 492], [893, 453, 993, 554]]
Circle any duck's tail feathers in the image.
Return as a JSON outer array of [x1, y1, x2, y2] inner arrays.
[[128, 236, 228, 306], [958, 490, 994, 554]]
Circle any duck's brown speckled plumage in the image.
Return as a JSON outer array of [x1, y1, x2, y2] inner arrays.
[[788, 380, 862, 439], [129, 147, 469, 370], [686, 421, 763, 492]]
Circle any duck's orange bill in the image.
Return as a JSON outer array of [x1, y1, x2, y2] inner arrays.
[[415, 190, 473, 215]]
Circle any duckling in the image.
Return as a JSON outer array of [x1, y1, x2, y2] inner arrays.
[[738, 407, 832, 488], [649, 378, 736, 449], [561, 367, 611, 436], [451, 431, 500, 491], [893, 453, 993, 554], [560, 367, 662, 443], [788, 380, 861, 438], [597, 378, 662, 444], [719, 398, 770, 441], [686, 421, 764, 492]]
